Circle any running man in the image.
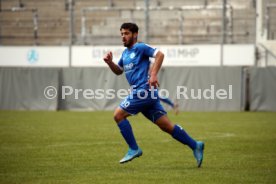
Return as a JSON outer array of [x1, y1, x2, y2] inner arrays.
[[103, 23, 204, 167], [149, 60, 179, 115], [159, 96, 179, 115]]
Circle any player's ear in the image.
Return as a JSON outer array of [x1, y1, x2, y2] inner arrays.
[[133, 32, 138, 39]]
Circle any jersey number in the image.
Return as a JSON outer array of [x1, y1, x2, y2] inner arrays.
[[122, 99, 130, 108]]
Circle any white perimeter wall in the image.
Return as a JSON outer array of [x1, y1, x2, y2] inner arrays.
[[0, 45, 255, 67]]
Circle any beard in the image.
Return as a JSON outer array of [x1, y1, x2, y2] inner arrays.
[[123, 37, 135, 47]]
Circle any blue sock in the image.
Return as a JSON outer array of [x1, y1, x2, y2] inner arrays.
[[118, 119, 138, 150], [172, 124, 197, 150], [159, 97, 174, 108]]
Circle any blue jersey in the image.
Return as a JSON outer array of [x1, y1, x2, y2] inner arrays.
[[118, 42, 157, 91]]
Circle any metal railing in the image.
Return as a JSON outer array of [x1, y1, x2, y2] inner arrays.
[[266, 4, 276, 40], [0, 7, 38, 45], [80, 4, 233, 45], [258, 43, 276, 66]]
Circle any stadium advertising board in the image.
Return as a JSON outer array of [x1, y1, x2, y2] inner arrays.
[[72, 45, 221, 66], [71, 46, 124, 67], [72, 45, 255, 66], [0, 46, 69, 67], [157, 45, 220, 66], [223, 44, 255, 66], [0, 45, 255, 67]]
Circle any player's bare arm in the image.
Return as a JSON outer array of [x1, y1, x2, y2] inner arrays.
[[103, 51, 123, 75], [149, 51, 164, 88]]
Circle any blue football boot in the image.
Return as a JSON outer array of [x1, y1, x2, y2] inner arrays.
[[193, 141, 204, 168], [120, 148, 143, 164]]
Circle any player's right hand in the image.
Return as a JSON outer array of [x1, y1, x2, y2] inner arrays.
[[103, 51, 113, 64], [148, 75, 160, 89]]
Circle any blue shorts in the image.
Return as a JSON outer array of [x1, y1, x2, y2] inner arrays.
[[119, 89, 167, 123]]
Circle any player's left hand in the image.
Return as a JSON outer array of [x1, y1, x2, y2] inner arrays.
[[148, 75, 159, 88]]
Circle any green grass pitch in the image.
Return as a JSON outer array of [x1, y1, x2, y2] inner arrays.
[[0, 111, 276, 184]]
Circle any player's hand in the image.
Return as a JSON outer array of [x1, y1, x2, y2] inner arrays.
[[148, 75, 159, 89], [103, 51, 113, 64]]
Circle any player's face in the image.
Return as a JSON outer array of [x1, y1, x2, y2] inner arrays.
[[121, 29, 137, 47]]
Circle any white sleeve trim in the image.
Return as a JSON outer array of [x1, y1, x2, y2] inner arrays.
[[117, 64, 124, 71], [153, 49, 159, 58]]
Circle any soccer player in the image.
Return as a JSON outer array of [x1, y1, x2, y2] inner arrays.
[[159, 96, 179, 115], [149, 61, 179, 115], [103, 23, 204, 167]]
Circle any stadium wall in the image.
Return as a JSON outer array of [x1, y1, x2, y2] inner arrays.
[[0, 45, 275, 111], [1, 67, 276, 111], [0, 68, 59, 110], [249, 67, 276, 111], [0, 67, 247, 111]]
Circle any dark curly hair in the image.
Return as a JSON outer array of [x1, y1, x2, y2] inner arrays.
[[120, 23, 139, 33]]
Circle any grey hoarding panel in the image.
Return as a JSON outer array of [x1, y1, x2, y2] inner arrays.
[[0, 68, 59, 110], [250, 67, 276, 111], [59, 67, 244, 111], [158, 67, 244, 111], [58, 68, 129, 110], [0, 67, 244, 111]]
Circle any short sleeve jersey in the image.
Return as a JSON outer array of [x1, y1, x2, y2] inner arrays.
[[118, 42, 157, 90]]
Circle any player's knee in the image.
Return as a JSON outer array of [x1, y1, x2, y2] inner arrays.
[[157, 123, 174, 134], [159, 125, 171, 133], [113, 112, 124, 123], [155, 116, 174, 134]]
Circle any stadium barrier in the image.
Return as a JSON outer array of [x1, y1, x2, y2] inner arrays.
[[249, 67, 276, 111], [0, 66, 250, 111], [58, 67, 244, 111], [0, 45, 255, 67], [0, 68, 59, 110], [1, 67, 276, 111], [0, 45, 275, 111]]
